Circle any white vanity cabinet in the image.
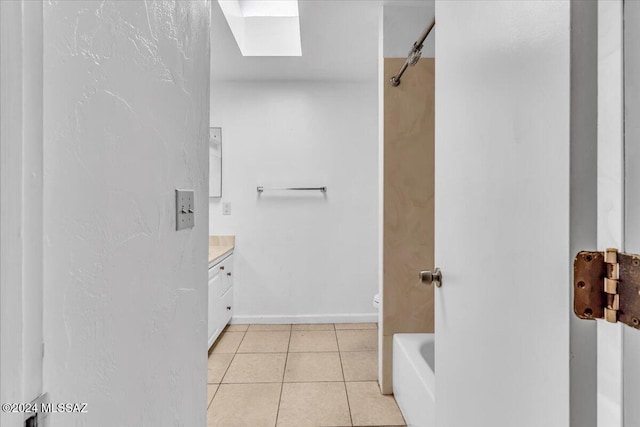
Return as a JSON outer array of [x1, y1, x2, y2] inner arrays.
[[208, 252, 234, 349]]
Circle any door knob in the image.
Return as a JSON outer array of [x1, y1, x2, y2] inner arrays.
[[419, 268, 442, 287]]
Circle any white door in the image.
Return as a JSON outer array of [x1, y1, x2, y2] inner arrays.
[[434, 2, 572, 427]]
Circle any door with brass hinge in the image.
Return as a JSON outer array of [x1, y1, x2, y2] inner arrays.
[[574, 249, 640, 330]]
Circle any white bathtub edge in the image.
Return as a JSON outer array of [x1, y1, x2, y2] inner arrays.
[[393, 333, 435, 427]]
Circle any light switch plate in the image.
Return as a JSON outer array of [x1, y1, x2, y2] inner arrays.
[[223, 202, 231, 215], [176, 189, 195, 230]]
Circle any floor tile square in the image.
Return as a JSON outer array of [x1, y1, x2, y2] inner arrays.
[[211, 332, 245, 354], [340, 351, 378, 381], [291, 323, 335, 331], [277, 382, 351, 427], [336, 330, 377, 352], [335, 323, 377, 330], [208, 353, 234, 384], [346, 381, 405, 426], [288, 330, 338, 352], [208, 383, 281, 427], [222, 353, 286, 383], [284, 352, 343, 382], [237, 331, 291, 353], [248, 324, 292, 331], [224, 324, 249, 332]]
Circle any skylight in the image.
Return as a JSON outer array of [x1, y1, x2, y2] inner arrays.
[[218, 0, 302, 57]]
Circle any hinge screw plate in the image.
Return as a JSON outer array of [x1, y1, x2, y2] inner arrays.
[[574, 249, 640, 330]]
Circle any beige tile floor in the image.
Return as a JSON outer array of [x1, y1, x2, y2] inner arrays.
[[207, 323, 406, 427]]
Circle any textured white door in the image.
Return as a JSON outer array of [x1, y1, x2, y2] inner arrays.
[[434, 2, 571, 427]]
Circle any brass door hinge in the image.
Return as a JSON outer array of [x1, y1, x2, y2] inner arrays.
[[574, 248, 640, 330]]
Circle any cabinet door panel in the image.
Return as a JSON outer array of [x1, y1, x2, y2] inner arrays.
[[220, 286, 233, 326], [219, 255, 233, 297], [208, 269, 221, 341]]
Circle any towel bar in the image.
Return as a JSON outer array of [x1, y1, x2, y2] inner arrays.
[[257, 186, 327, 193]]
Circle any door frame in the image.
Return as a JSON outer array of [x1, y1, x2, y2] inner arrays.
[[570, 2, 599, 427], [597, 1, 625, 426], [623, 2, 640, 426], [0, 1, 44, 426]]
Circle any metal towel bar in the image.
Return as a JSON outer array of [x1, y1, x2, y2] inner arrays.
[[257, 186, 327, 194]]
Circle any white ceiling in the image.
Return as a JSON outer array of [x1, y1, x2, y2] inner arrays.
[[211, 0, 382, 82], [211, 0, 435, 82]]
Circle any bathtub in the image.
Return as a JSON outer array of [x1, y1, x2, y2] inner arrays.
[[393, 333, 435, 427]]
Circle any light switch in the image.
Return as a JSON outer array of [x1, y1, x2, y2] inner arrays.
[[223, 202, 231, 215], [176, 189, 195, 230]]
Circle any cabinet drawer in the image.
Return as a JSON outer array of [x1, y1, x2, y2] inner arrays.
[[220, 286, 233, 325]]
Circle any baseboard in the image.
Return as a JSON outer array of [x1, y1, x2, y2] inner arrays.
[[230, 312, 378, 325]]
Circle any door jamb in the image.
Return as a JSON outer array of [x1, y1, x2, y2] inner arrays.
[[596, 1, 625, 426], [0, 2, 44, 426]]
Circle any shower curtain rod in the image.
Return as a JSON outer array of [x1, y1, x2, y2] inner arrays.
[[390, 18, 435, 87]]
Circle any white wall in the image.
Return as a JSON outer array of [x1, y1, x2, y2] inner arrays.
[[211, 0, 380, 82], [43, 2, 210, 426], [383, 2, 435, 58], [209, 81, 378, 323]]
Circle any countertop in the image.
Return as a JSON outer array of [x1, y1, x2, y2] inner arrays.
[[209, 235, 235, 266]]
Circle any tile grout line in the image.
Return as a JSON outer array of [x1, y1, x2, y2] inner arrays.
[[211, 379, 387, 388], [207, 385, 214, 410], [233, 351, 376, 354], [274, 324, 293, 427], [241, 324, 376, 331], [208, 329, 249, 407], [335, 327, 354, 427]]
